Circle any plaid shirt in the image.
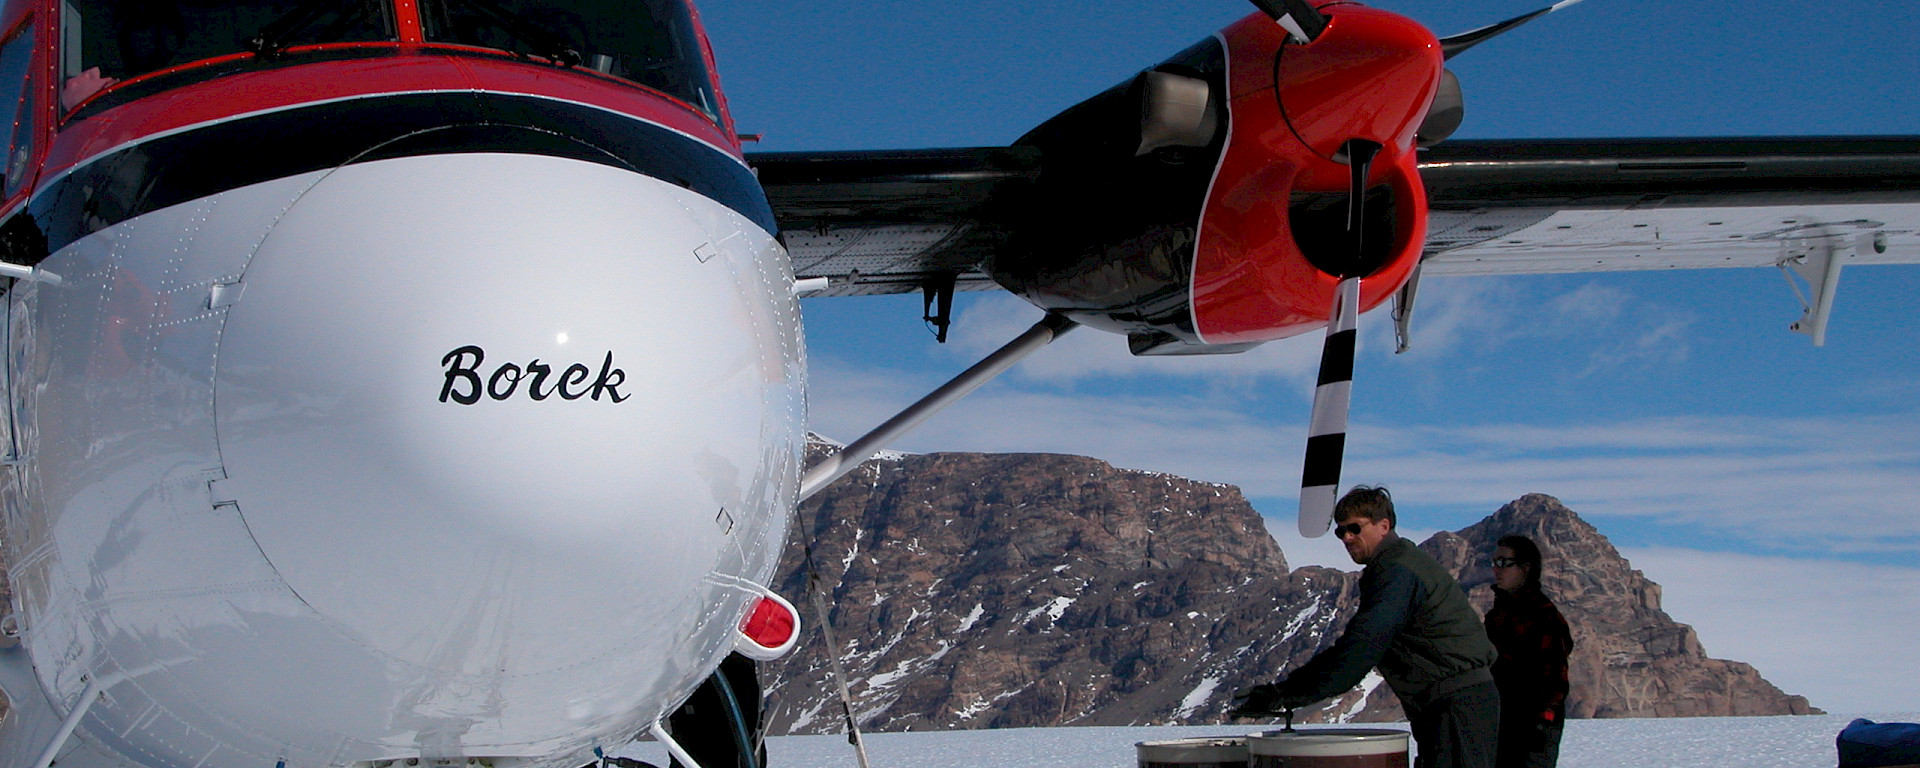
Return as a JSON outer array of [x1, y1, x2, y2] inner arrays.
[[1485, 586, 1573, 723]]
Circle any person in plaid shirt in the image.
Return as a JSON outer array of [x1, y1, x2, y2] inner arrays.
[[1485, 535, 1574, 768]]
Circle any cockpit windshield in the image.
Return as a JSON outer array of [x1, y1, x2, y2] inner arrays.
[[420, 0, 719, 118], [62, 0, 395, 85], [59, 0, 720, 121]]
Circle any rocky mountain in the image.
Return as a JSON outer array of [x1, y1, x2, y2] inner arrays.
[[766, 447, 1349, 731], [1344, 494, 1818, 721], [763, 445, 1816, 733], [1422, 494, 1818, 719]]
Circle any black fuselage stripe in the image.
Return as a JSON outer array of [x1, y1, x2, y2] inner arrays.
[[23, 92, 774, 260]]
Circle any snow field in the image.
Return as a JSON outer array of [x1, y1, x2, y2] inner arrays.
[[615, 712, 1920, 768]]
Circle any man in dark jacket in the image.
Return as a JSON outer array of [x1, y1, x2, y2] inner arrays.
[[1235, 486, 1500, 768]]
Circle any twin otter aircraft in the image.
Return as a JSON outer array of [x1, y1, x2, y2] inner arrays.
[[0, 1, 1914, 768]]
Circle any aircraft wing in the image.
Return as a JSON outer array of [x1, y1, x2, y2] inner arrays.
[[756, 136, 1920, 295], [1416, 137, 1920, 276], [752, 146, 1037, 297]]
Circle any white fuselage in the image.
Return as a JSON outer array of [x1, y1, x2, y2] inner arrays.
[[2, 149, 802, 768]]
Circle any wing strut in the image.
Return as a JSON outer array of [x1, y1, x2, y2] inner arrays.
[[798, 314, 1078, 501], [1391, 259, 1425, 354], [921, 273, 958, 343], [648, 721, 705, 768], [31, 674, 104, 768], [1778, 232, 1873, 346], [808, 588, 873, 768]]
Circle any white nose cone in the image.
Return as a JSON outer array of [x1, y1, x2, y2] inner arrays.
[[212, 152, 798, 743]]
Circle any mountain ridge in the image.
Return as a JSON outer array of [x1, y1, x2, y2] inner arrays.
[[765, 444, 1816, 732]]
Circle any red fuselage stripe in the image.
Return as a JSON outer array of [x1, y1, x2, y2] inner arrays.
[[47, 52, 740, 188], [26, 90, 774, 260]]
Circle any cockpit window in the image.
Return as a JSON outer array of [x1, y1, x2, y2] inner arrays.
[[420, 0, 719, 119], [61, 0, 394, 107], [0, 26, 37, 195]]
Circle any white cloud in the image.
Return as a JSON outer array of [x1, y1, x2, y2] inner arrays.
[[809, 358, 1920, 559], [1434, 418, 1790, 452], [1384, 276, 1514, 360], [1576, 316, 1694, 377], [1342, 415, 1920, 556], [1621, 546, 1920, 715], [1403, 275, 1698, 376], [1544, 283, 1632, 328]]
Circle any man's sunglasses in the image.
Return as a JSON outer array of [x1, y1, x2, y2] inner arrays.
[[1489, 557, 1520, 568], [1333, 521, 1368, 538]]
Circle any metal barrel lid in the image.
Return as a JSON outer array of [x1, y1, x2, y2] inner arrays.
[[1247, 728, 1410, 757], [1135, 736, 1250, 764]]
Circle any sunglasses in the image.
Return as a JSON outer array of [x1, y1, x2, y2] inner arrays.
[[1333, 521, 1369, 538], [1490, 557, 1520, 568]]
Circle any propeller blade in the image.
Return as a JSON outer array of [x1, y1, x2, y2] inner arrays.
[[1300, 139, 1380, 537], [1415, 69, 1463, 147], [1343, 140, 1381, 243], [1439, 0, 1585, 59], [1249, 0, 1328, 44], [1300, 276, 1360, 537]]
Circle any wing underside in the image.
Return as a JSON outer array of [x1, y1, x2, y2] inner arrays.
[[752, 147, 1037, 297], [756, 137, 1920, 294]]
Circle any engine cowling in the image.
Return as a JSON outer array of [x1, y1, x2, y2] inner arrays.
[[988, 2, 1442, 354]]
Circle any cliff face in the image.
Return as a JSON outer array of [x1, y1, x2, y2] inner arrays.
[[765, 447, 1817, 733], [1421, 494, 1819, 719], [766, 449, 1357, 731]]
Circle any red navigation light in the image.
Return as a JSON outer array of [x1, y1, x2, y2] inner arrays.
[[736, 594, 799, 659]]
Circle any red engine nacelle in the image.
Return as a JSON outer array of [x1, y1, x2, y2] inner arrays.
[[1194, 4, 1441, 344], [989, 2, 1443, 353]]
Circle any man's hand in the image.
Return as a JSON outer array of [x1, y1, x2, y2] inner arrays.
[[62, 67, 118, 111], [1231, 684, 1319, 716], [1230, 684, 1281, 716]]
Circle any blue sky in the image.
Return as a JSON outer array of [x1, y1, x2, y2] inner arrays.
[[700, 0, 1920, 714]]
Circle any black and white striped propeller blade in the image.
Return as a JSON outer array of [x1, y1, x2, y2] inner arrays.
[[1298, 139, 1381, 537], [1300, 277, 1359, 536]]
